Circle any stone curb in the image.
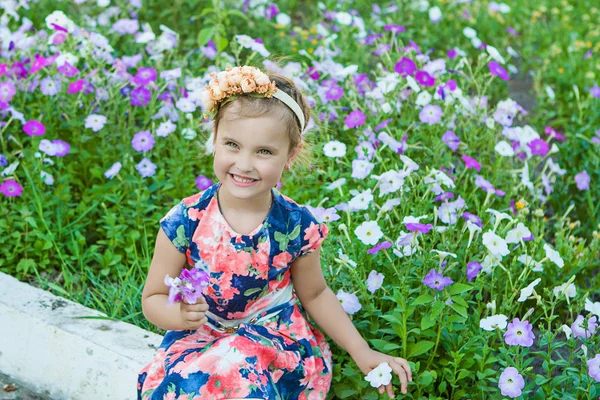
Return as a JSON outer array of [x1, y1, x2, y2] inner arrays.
[[0, 272, 163, 400]]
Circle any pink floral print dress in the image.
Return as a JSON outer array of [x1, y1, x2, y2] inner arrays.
[[138, 183, 332, 400]]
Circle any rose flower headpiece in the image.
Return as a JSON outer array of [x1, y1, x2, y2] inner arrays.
[[200, 66, 305, 132]]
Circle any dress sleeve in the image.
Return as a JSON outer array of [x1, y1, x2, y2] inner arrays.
[[159, 200, 191, 254], [297, 206, 329, 258]]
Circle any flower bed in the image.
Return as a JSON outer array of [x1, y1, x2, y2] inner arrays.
[[1, 0, 599, 398]]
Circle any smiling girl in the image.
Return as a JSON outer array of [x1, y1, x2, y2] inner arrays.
[[137, 65, 412, 400]]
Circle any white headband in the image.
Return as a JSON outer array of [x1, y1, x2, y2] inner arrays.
[[272, 89, 305, 132]]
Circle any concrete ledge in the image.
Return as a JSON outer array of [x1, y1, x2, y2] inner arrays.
[[0, 272, 163, 400]]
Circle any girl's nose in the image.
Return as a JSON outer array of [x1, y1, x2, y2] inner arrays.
[[235, 153, 254, 172]]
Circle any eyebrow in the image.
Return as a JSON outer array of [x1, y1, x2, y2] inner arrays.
[[220, 136, 280, 151]]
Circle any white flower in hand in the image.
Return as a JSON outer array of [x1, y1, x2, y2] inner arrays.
[[365, 362, 393, 388]]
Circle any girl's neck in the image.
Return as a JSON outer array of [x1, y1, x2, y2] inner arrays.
[[216, 183, 273, 215]]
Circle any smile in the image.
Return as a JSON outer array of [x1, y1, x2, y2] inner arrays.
[[229, 173, 259, 186]]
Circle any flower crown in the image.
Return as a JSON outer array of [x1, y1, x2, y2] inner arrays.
[[200, 66, 305, 132]]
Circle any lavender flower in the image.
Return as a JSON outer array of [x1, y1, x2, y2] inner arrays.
[[462, 155, 481, 172], [344, 109, 366, 129], [131, 130, 155, 152], [131, 86, 151, 107], [415, 70, 435, 86], [40, 76, 61, 96], [466, 261, 482, 282], [588, 354, 600, 383], [366, 270, 384, 294], [0, 81, 16, 104], [528, 138, 549, 156], [462, 212, 482, 227], [367, 241, 391, 255], [164, 267, 210, 305], [442, 130, 460, 151], [574, 170, 590, 191], [419, 104, 442, 124], [571, 315, 598, 339], [58, 62, 79, 77], [422, 269, 453, 290], [489, 61, 509, 81], [135, 157, 157, 178], [134, 67, 157, 86], [504, 318, 535, 347], [498, 367, 525, 398], [0, 154, 7, 167], [104, 162, 122, 179], [325, 85, 344, 101], [337, 289, 362, 314], [52, 140, 70, 156], [405, 223, 433, 234]]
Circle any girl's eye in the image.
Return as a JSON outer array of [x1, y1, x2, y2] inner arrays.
[[258, 149, 272, 155], [225, 141, 238, 148]]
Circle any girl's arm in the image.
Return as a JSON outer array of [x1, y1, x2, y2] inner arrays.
[[141, 228, 194, 331], [291, 247, 412, 397]]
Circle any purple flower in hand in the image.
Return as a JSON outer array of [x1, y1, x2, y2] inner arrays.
[[422, 269, 453, 290], [165, 267, 210, 305], [498, 367, 525, 398], [504, 318, 535, 347]]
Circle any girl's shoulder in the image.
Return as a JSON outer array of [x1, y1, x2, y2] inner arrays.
[[179, 183, 218, 210], [272, 188, 319, 223]]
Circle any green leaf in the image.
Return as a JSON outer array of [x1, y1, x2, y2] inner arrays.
[[408, 341, 435, 357], [339, 389, 358, 398], [448, 302, 468, 319], [417, 370, 434, 387], [412, 294, 434, 306], [215, 37, 229, 52], [46, 282, 70, 297], [421, 314, 436, 331], [244, 287, 263, 296], [226, 9, 249, 20], [456, 369, 470, 381], [197, 27, 215, 48], [449, 283, 473, 295]]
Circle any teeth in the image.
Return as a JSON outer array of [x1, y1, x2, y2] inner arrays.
[[232, 174, 255, 183]]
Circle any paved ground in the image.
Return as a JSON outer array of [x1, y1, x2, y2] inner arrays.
[[0, 372, 51, 400]]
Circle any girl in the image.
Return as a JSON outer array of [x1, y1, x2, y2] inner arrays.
[[137, 66, 412, 399]]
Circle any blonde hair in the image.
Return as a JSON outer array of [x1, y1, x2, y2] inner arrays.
[[212, 71, 312, 169]]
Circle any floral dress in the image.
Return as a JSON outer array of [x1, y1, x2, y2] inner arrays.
[[138, 183, 333, 400]]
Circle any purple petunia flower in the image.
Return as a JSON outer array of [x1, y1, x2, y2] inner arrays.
[[366, 270, 384, 294], [574, 170, 590, 191], [528, 138, 549, 156], [344, 109, 366, 129], [0, 81, 16, 105], [196, 175, 213, 191], [462, 155, 481, 171], [131, 130, 155, 152], [337, 289, 362, 314], [264, 3, 279, 19], [52, 139, 70, 156], [419, 104, 443, 124], [462, 212, 482, 227], [422, 269, 454, 290], [131, 86, 152, 107], [165, 267, 210, 305], [506, 27, 519, 36], [28, 55, 46, 75], [415, 70, 435, 86], [590, 85, 600, 98], [135, 157, 157, 178], [0, 179, 23, 197], [571, 315, 598, 339], [367, 241, 391, 255], [488, 61, 509, 81], [67, 79, 85, 94], [134, 67, 157, 86], [466, 261, 482, 282], [498, 367, 525, 398], [405, 223, 433, 234], [434, 192, 455, 202], [588, 354, 600, 383], [442, 130, 460, 151], [58, 62, 79, 77], [325, 85, 344, 101], [384, 24, 405, 34], [394, 57, 416, 76], [544, 126, 566, 142], [23, 120, 46, 136], [0, 154, 7, 167], [504, 318, 535, 347]]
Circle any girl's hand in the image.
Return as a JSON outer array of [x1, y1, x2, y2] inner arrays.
[[352, 347, 412, 398], [179, 295, 209, 330]]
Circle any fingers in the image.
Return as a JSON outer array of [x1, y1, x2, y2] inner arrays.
[[182, 302, 209, 312], [390, 360, 409, 395], [394, 357, 412, 382], [184, 311, 206, 322]]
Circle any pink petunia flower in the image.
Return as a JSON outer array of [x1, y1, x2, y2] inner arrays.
[[23, 120, 46, 136]]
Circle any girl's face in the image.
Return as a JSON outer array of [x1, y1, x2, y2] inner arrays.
[[213, 107, 297, 204]]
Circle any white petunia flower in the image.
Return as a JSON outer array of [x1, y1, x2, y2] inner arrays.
[[517, 278, 541, 302], [275, 13, 291, 26], [585, 298, 600, 318], [482, 231, 510, 257], [355, 221, 384, 245], [495, 140, 515, 156], [486, 45, 506, 64], [428, 6, 442, 23], [463, 27, 478, 39], [365, 362, 393, 388], [181, 128, 197, 140], [553, 283, 576, 299], [517, 254, 544, 272], [486, 208, 514, 225], [323, 140, 347, 158], [405, 75, 421, 93], [505, 222, 532, 244], [336, 289, 362, 314], [335, 11, 353, 25], [545, 85, 555, 100], [415, 91, 432, 106], [348, 189, 373, 211], [40, 170, 54, 185], [480, 314, 508, 331], [560, 324, 572, 340], [326, 178, 346, 191], [543, 243, 564, 268]]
